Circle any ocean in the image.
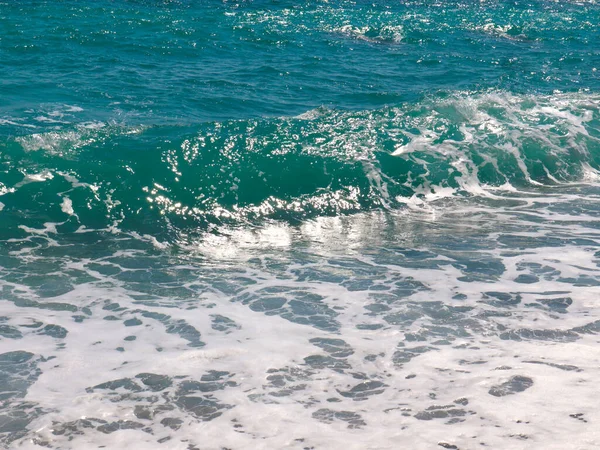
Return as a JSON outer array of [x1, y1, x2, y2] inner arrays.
[[1, 0, 600, 448]]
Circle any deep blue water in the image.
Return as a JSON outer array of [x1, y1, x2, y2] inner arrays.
[[2, 1, 599, 123]]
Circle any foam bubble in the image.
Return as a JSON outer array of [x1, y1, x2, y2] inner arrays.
[[60, 197, 74, 216]]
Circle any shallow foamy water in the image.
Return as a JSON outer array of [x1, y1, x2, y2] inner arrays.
[[2, 186, 600, 449]]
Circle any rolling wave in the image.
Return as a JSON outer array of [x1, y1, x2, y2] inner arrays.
[[1, 91, 599, 242]]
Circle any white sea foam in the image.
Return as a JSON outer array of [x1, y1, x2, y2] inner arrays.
[[17, 131, 94, 155], [332, 24, 404, 44], [60, 197, 74, 216], [0, 117, 38, 128], [16, 124, 145, 156]]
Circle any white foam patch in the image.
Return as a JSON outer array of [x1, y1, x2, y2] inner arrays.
[[15, 124, 145, 156], [60, 197, 74, 216], [331, 24, 404, 44], [0, 118, 37, 128], [12, 171, 55, 190], [17, 131, 95, 154]]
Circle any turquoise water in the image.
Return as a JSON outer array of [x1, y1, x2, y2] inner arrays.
[[2, 1, 600, 448]]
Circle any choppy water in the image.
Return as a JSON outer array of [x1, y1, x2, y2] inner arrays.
[[2, 1, 600, 449]]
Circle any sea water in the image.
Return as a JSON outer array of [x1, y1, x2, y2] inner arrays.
[[1, 1, 600, 449]]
